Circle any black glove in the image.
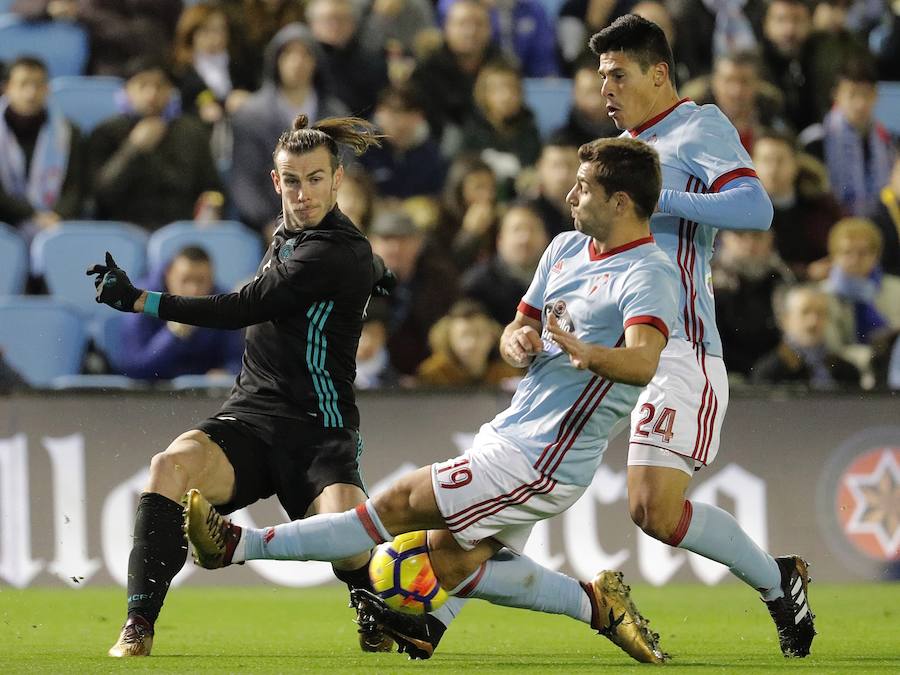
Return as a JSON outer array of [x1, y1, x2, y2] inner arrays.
[[372, 253, 396, 298], [86, 251, 143, 312]]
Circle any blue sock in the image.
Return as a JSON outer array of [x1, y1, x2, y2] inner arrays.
[[673, 500, 782, 600], [239, 501, 390, 562], [451, 550, 592, 623], [430, 596, 466, 627]]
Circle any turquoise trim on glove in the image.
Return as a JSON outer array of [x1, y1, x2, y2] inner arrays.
[[143, 291, 162, 317]]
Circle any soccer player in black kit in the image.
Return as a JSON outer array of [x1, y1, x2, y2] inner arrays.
[[88, 115, 395, 657]]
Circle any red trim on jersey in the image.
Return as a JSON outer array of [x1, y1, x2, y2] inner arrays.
[[517, 301, 542, 321], [588, 235, 655, 261], [455, 563, 487, 597], [709, 167, 758, 193], [667, 500, 693, 546], [354, 504, 385, 544], [445, 474, 549, 526], [533, 376, 599, 469], [446, 475, 557, 534], [624, 315, 670, 340], [545, 380, 615, 476], [629, 98, 692, 136]]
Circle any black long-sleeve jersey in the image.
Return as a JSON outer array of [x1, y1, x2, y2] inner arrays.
[[156, 207, 374, 430]]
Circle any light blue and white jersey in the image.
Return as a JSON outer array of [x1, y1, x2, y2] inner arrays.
[[626, 99, 757, 357], [479, 231, 679, 487]]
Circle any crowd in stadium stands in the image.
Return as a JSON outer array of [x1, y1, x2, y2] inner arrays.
[[1, 0, 899, 391]]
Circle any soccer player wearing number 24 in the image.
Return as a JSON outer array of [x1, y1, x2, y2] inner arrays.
[[186, 137, 678, 664], [593, 15, 815, 658]]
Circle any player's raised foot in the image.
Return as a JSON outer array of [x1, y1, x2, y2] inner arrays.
[[764, 555, 816, 657], [351, 590, 395, 653], [350, 588, 444, 660], [183, 488, 242, 569], [108, 615, 154, 657], [582, 570, 668, 664]]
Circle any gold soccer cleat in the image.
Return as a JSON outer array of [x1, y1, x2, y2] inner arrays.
[[108, 616, 154, 657], [582, 570, 669, 664], [183, 488, 242, 569]]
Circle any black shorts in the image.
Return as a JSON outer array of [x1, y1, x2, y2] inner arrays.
[[194, 411, 365, 520]]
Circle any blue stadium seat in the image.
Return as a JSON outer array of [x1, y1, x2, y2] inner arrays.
[[875, 81, 900, 135], [0, 297, 87, 386], [535, 0, 566, 18], [50, 374, 139, 390], [0, 16, 89, 78], [0, 223, 28, 295], [30, 221, 148, 318], [523, 77, 574, 139], [171, 373, 238, 390], [0, 0, 15, 13], [147, 221, 263, 291], [50, 76, 123, 133]]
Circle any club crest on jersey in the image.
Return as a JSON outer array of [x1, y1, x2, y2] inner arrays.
[[279, 239, 296, 261], [589, 272, 612, 295], [551, 260, 564, 274]]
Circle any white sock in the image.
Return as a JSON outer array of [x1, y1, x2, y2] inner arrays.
[[673, 500, 782, 600], [451, 550, 592, 624]]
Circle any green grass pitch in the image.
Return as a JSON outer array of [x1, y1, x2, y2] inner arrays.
[[1, 583, 898, 673]]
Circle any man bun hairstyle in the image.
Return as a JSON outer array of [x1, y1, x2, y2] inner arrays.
[[589, 14, 675, 84], [578, 138, 662, 220], [273, 115, 384, 170]]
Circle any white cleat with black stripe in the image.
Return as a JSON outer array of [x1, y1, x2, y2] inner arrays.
[[764, 555, 816, 657]]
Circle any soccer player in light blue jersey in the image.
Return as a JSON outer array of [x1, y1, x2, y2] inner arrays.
[[588, 14, 815, 658], [184, 138, 678, 664]]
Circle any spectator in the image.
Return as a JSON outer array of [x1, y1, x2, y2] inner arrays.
[[438, 0, 559, 76], [822, 217, 900, 349], [354, 298, 400, 389], [230, 23, 348, 232], [222, 0, 307, 85], [461, 59, 542, 192], [527, 133, 579, 238], [416, 299, 521, 386], [713, 229, 794, 377], [359, 86, 446, 199], [172, 1, 255, 124], [462, 201, 548, 325], [807, 0, 871, 119], [555, 56, 619, 147], [869, 155, 900, 275], [409, 0, 501, 145], [672, 0, 767, 81], [0, 57, 83, 236], [358, 0, 439, 57], [752, 128, 843, 280], [684, 50, 788, 152], [336, 164, 378, 233], [557, 0, 633, 76], [118, 246, 244, 380], [800, 57, 896, 217], [631, 1, 690, 84], [872, 0, 900, 80], [307, 0, 389, 117], [759, 0, 818, 131], [369, 210, 458, 375], [433, 153, 501, 271], [752, 284, 860, 388], [86, 57, 223, 230]]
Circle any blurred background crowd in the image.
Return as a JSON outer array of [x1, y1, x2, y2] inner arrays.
[[0, 0, 898, 393]]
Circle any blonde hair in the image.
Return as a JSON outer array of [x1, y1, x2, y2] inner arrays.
[[427, 301, 501, 357], [827, 217, 883, 256]]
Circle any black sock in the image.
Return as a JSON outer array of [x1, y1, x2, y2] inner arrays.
[[333, 556, 374, 593], [126, 492, 188, 627]]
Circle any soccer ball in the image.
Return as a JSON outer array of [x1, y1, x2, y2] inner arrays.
[[369, 530, 448, 615]]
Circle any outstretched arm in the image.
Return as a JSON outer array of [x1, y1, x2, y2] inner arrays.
[[657, 176, 773, 231]]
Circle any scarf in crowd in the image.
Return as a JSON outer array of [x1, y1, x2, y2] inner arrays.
[[823, 109, 896, 216], [700, 0, 758, 59], [194, 51, 233, 101], [785, 337, 835, 389], [0, 97, 70, 211], [825, 264, 888, 343], [114, 88, 182, 122]]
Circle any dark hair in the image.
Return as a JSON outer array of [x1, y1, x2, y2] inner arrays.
[[173, 245, 212, 264], [578, 138, 661, 219], [8, 56, 48, 77], [123, 55, 174, 83], [754, 127, 799, 150], [714, 49, 761, 72], [588, 14, 675, 84], [273, 114, 384, 171], [543, 129, 580, 150], [376, 85, 425, 112], [173, 1, 231, 69], [835, 56, 878, 85]]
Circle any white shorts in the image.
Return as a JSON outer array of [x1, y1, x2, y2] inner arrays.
[[627, 339, 729, 468], [431, 437, 585, 553]]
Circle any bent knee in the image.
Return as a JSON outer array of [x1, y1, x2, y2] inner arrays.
[[148, 432, 211, 483], [628, 497, 681, 543]]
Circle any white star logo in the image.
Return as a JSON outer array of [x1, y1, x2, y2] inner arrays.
[[843, 450, 900, 559]]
